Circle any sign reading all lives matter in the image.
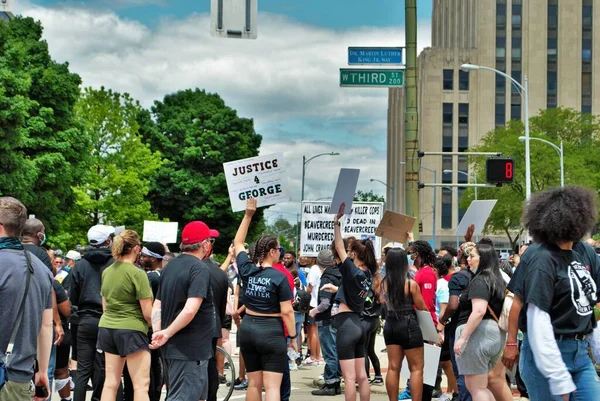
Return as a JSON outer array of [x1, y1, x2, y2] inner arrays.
[[301, 201, 384, 259], [223, 153, 290, 212]]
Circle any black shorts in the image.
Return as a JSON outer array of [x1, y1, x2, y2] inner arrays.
[[383, 313, 423, 350], [440, 325, 451, 362], [97, 328, 150, 357], [56, 325, 71, 370], [239, 315, 287, 373], [223, 315, 232, 331], [333, 312, 366, 360], [70, 323, 78, 361]]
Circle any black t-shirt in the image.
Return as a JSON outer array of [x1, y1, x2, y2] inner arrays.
[[147, 271, 161, 298], [334, 258, 372, 314], [52, 279, 69, 325], [23, 244, 53, 272], [208, 260, 229, 336], [157, 254, 215, 361], [456, 274, 505, 327], [445, 268, 474, 332], [522, 242, 600, 335], [236, 252, 293, 314]]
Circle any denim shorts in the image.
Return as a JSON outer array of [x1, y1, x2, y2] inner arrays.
[[383, 312, 423, 350]]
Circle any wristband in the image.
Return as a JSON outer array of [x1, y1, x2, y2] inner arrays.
[[288, 333, 298, 339], [505, 342, 518, 347]]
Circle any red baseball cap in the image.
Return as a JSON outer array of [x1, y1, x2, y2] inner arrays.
[[181, 221, 220, 245]]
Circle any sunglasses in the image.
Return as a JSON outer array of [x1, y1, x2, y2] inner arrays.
[[407, 250, 417, 255], [206, 238, 215, 244]]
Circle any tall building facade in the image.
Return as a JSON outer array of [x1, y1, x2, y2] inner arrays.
[[389, 0, 600, 249]]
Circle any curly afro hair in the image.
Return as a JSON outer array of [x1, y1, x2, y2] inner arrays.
[[523, 185, 598, 244]]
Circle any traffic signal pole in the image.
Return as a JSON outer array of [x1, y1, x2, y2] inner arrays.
[[404, 0, 419, 238]]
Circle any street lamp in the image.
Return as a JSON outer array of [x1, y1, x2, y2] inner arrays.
[[370, 179, 394, 210], [420, 166, 437, 248], [443, 169, 478, 200], [301, 152, 340, 203], [461, 63, 531, 202], [519, 136, 564, 187]]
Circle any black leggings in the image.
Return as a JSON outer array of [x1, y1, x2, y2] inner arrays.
[[334, 312, 366, 361], [360, 317, 381, 377]]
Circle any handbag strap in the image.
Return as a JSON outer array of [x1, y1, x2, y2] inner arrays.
[[487, 304, 500, 324], [5, 251, 33, 361]]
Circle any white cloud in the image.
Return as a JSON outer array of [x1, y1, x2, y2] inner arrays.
[[18, 4, 431, 222]]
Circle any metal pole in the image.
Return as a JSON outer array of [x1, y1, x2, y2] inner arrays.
[[473, 174, 478, 201], [432, 170, 437, 248], [559, 141, 564, 188], [524, 76, 531, 242], [301, 155, 306, 205], [404, 0, 420, 239]]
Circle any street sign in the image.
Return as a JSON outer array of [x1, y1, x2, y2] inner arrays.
[[348, 47, 403, 65], [339, 69, 405, 88], [211, 0, 257, 39]]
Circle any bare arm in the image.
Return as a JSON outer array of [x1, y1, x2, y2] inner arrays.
[[457, 298, 487, 341], [411, 281, 429, 311], [220, 246, 233, 272], [280, 300, 296, 337], [36, 308, 53, 378], [234, 199, 256, 257], [101, 296, 106, 313], [163, 297, 202, 338], [439, 294, 459, 324], [139, 297, 153, 326], [151, 299, 162, 332], [502, 295, 524, 370], [333, 204, 347, 262], [57, 299, 71, 319]]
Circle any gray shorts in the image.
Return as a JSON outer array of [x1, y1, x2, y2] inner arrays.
[[164, 358, 208, 401], [455, 319, 506, 375]]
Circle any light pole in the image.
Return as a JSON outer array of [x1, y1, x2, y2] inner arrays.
[[443, 170, 478, 200], [519, 136, 564, 187], [370, 179, 394, 210], [420, 166, 437, 248], [301, 152, 340, 203], [461, 64, 530, 201]]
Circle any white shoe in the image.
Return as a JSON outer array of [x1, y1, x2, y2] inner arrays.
[[289, 362, 298, 371], [439, 394, 452, 401]]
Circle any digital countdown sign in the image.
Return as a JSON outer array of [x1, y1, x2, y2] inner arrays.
[[486, 158, 515, 184]]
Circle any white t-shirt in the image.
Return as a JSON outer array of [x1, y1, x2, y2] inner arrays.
[[307, 265, 322, 308]]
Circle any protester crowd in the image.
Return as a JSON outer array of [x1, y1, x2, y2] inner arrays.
[[1, 185, 600, 401]]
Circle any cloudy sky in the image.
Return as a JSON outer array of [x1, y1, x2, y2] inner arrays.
[[14, 0, 433, 223]]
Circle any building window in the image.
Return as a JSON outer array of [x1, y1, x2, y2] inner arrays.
[[458, 104, 469, 152], [443, 102, 453, 152], [495, 103, 506, 126], [547, 0, 558, 109], [459, 70, 469, 91], [458, 188, 467, 224], [511, 104, 522, 120], [442, 188, 453, 229], [458, 156, 468, 184], [443, 69, 454, 90], [496, 0, 507, 128], [582, 1, 592, 114], [442, 156, 452, 184]]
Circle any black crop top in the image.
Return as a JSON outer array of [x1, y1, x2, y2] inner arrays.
[[236, 252, 293, 314], [334, 257, 372, 314]]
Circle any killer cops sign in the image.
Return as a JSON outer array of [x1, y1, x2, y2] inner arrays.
[[301, 201, 384, 258], [224, 153, 290, 212]]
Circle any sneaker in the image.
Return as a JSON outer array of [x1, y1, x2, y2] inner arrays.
[[369, 376, 384, 386], [228, 378, 242, 388], [432, 388, 443, 398], [316, 359, 325, 366], [304, 357, 318, 366], [312, 384, 337, 396], [234, 379, 248, 390], [224, 362, 231, 370], [219, 375, 227, 384], [398, 389, 411, 400], [451, 393, 459, 401], [438, 394, 452, 401], [289, 362, 298, 371]]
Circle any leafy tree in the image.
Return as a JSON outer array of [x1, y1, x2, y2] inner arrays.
[[0, 17, 89, 231], [265, 217, 300, 251], [54, 87, 162, 249], [355, 190, 385, 203], [138, 89, 264, 253], [461, 107, 600, 248]]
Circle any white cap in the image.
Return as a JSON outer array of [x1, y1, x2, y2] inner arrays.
[[87, 225, 116, 246], [65, 250, 82, 261]]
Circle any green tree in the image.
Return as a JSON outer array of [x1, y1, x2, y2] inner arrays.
[[54, 87, 162, 248], [265, 217, 300, 251], [355, 190, 385, 203], [461, 107, 600, 248], [138, 89, 264, 253], [0, 17, 89, 231]]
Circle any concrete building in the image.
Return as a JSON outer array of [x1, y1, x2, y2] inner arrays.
[[387, 0, 600, 250]]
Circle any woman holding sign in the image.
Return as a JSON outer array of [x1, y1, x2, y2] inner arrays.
[[233, 199, 298, 401], [321, 203, 378, 401]]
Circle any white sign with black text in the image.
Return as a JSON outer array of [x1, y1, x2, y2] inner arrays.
[[301, 201, 384, 258], [223, 153, 290, 212]]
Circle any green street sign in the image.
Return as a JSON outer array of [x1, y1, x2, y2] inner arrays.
[[339, 68, 405, 88]]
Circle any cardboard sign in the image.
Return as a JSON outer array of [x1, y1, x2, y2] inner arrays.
[[417, 310, 439, 343], [301, 201, 383, 258], [401, 343, 441, 386], [375, 211, 416, 244], [143, 221, 179, 244], [455, 200, 498, 236], [330, 169, 360, 215], [223, 153, 290, 212], [0, 0, 13, 12]]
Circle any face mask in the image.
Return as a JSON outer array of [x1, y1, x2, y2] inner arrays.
[[64, 265, 71, 273], [203, 242, 213, 260], [407, 256, 414, 266], [39, 232, 46, 246], [471, 267, 478, 275]]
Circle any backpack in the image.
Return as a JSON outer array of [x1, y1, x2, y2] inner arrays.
[[293, 287, 312, 314]]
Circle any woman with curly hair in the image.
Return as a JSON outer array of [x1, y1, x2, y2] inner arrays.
[[514, 186, 600, 401], [232, 199, 298, 401]]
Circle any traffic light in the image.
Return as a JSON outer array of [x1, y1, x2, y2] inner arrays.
[[486, 157, 515, 184], [419, 221, 423, 233]]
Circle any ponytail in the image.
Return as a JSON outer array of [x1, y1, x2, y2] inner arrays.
[[111, 229, 140, 260], [349, 238, 378, 275]]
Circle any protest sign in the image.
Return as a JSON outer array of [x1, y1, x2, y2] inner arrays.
[[143, 221, 179, 244], [375, 211, 416, 244], [223, 153, 290, 212], [401, 343, 441, 386], [330, 169, 360, 214], [455, 200, 498, 236], [301, 201, 383, 258]]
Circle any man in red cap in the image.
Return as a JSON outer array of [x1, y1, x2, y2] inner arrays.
[[150, 221, 219, 401]]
